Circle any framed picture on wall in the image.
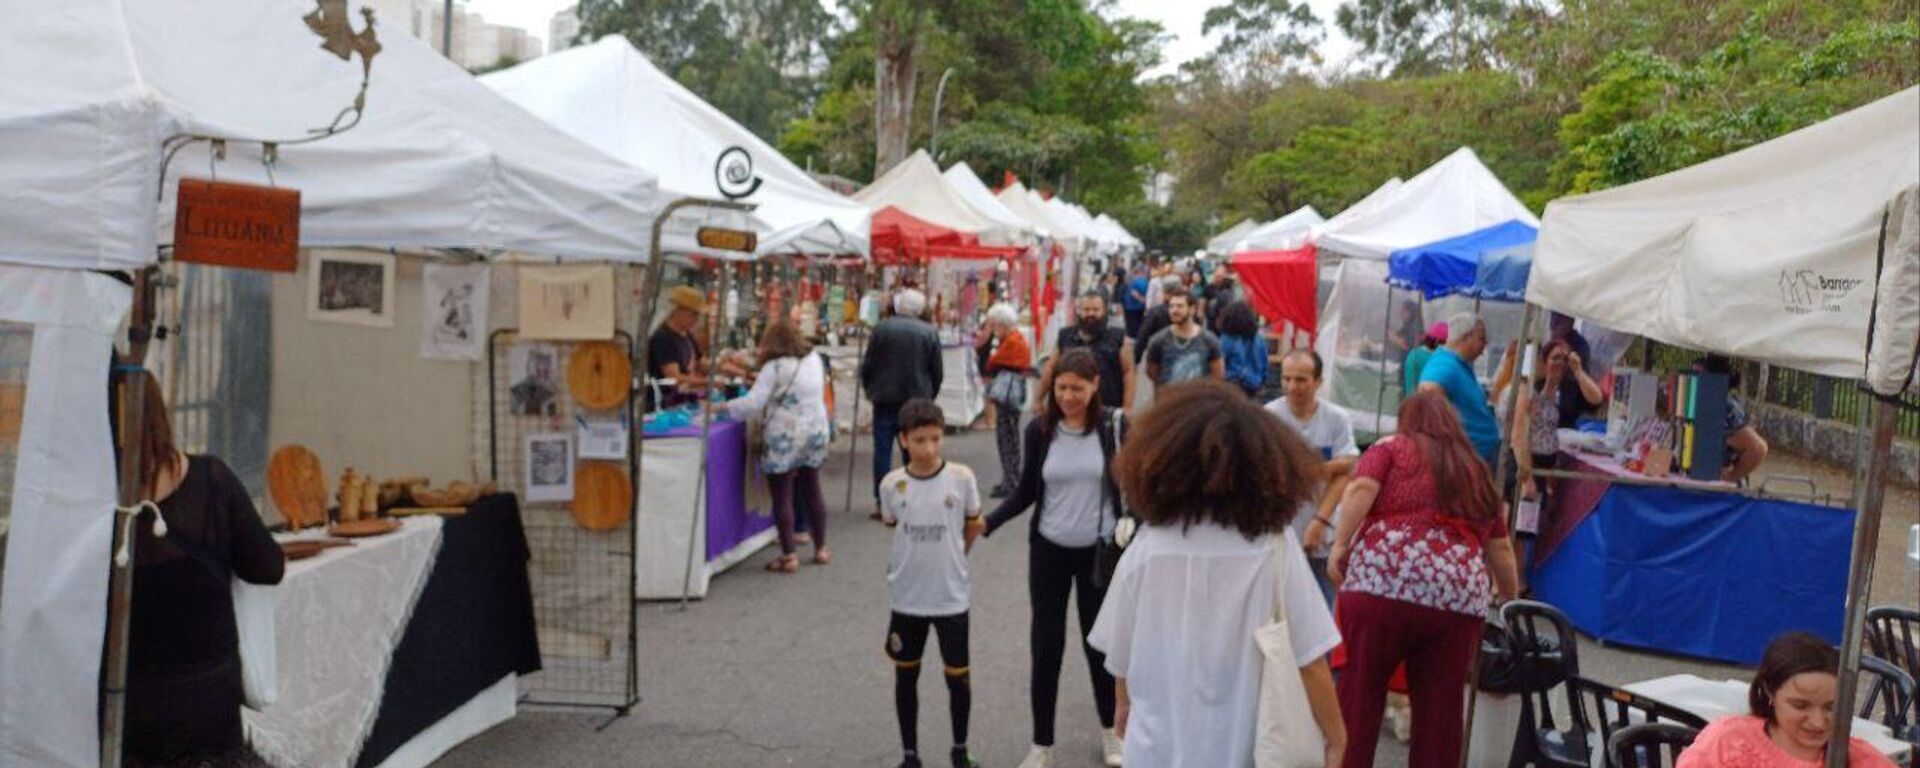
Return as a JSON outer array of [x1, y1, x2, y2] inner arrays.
[[308, 251, 396, 327]]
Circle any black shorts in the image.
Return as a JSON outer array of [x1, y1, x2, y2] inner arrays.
[[885, 611, 970, 671]]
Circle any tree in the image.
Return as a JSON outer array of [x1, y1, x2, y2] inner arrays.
[[863, 0, 929, 174], [1335, 0, 1512, 74], [1199, 0, 1324, 83], [577, 0, 836, 141]]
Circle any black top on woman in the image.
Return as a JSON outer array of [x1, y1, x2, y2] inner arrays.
[[123, 373, 284, 767]]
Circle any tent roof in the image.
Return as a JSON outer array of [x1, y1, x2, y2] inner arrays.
[[482, 37, 868, 259], [1312, 179, 1402, 240], [1532, 87, 1920, 390], [1317, 149, 1536, 260], [1388, 220, 1538, 301], [1092, 214, 1140, 249], [1, 0, 669, 271], [1208, 219, 1261, 254], [1233, 206, 1325, 253], [991, 181, 1056, 240], [857, 150, 1021, 245], [870, 206, 1020, 264], [942, 162, 1038, 245]]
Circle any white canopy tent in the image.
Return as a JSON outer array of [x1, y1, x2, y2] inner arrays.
[[1532, 87, 1920, 389], [1003, 183, 1088, 255], [481, 37, 870, 260], [942, 162, 1039, 247], [0, 1, 704, 764], [857, 150, 1022, 245], [1208, 218, 1263, 255], [1313, 154, 1536, 434], [1231, 205, 1325, 253], [1529, 87, 1919, 761], [1316, 149, 1537, 260], [989, 181, 1056, 242], [1092, 214, 1141, 252]]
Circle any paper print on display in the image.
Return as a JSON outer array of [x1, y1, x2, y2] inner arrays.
[[308, 251, 395, 327], [508, 342, 561, 418], [524, 433, 575, 503], [518, 265, 615, 340], [420, 262, 490, 360], [576, 418, 629, 461]]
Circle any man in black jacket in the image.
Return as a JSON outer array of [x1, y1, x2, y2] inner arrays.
[[859, 288, 944, 508]]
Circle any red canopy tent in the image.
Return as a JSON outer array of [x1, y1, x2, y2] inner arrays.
[[869, 206, 1021, 265], [1232, 245, 1318, 338]]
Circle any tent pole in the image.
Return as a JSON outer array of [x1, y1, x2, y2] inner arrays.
[[100, 267, 156, 768], [842, 270, 873, 516], [1375, 283, 1394, 436], [1826, 392, 1897, 767], [682, 263, 731, 608]]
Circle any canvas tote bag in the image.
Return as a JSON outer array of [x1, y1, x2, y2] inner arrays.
[[1253, 537, 1325, 767]]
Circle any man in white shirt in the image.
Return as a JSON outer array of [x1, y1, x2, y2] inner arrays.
[[1265, 349, 1359, 607]]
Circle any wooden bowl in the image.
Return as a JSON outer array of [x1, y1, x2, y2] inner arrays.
[[567, 342, 631, 411], [570, 462, 632, 532]]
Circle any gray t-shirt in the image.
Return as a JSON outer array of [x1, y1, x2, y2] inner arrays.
[[1264, 397, 1359, 555], [880, 462, 981, 617], [1144, 326, 1223, 385], [1038, 424, 1108, 548]]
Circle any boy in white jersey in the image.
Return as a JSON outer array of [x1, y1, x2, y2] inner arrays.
[[880, 399, 984, 768]]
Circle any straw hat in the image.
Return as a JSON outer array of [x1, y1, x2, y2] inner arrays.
[[668, 286, 708, 314]]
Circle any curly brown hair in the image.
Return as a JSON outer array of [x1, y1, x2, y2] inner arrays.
[[757, 319, 812, 363], [1115, 379, 1324, 540]]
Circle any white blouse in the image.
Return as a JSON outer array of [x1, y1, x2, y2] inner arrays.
[[724, 353, 831, 473], [1088, 524, 1341, 768]]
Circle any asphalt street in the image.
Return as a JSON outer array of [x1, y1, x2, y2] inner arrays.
[[439, 424, 1917, 768]]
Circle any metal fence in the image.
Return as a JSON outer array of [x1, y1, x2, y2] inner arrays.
[[1640, 340, 1920, 442]]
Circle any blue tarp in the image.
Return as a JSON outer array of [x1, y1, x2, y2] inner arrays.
[[1532, 485, 1853, 665], [1386, 219, 1537, 301]]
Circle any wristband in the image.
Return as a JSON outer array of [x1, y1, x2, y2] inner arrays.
[[1313, 516, 1333, 527]]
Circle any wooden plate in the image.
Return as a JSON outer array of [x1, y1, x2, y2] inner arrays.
[[570, 461, 632, 532], [267, 445, 327, 531], [567, 342, 631, 411], [282, 539, 353, 561], [328, 518, 402, 538]]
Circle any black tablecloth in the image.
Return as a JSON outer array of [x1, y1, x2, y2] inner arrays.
[[356, 494, 541, 767]]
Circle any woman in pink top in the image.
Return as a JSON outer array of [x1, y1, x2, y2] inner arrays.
[[1678, 632, 1896, 767]]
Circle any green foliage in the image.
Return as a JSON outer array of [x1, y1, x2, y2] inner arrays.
[[1106, 199, 1211, 257], [577, 0, 835, 142], [1162, 0, 1916, 233]]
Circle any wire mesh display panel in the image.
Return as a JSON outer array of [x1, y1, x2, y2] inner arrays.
[[488, 330, 639, 711], [0, 322, 33, 602]]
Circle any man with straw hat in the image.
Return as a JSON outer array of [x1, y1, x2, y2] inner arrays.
[[647, 285, 712, 412]]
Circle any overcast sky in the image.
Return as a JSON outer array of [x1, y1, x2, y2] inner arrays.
[[462, 0, 1358, 76]]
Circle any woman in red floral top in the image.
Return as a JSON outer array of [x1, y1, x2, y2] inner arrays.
[[1326, 390, 1521, 768]]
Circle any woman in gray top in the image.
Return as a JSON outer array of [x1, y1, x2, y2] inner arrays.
[[984, 349, 1128, 768]]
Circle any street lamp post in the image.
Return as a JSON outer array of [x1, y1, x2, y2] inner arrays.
[[442, 0, 453, 59]]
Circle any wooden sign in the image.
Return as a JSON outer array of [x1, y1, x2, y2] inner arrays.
[[173, 178, 301, 272], [696, 226, 757, 254]]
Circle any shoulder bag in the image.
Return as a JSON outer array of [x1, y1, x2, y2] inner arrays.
[[1253, 538, 1326, 768], [746, 357, 802, 465], [1091, 410, 1134, 588]]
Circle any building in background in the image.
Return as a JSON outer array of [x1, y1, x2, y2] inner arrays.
[[549, 5, 582, 53], [364, 0, 544, 70]]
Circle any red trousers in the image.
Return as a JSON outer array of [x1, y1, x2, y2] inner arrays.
[[1335, 592, 1482, 768]]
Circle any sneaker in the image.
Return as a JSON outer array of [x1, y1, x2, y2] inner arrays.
[[1101, 729, 1124, 766], [896, 753, 923, 768], [1015, 745, 1052, 768], [950, 746, 979, 768]]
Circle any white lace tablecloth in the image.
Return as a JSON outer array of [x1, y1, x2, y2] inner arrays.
[[243, 518, 444, 768]]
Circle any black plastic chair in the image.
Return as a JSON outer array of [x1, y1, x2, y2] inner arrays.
[[1566, 677, 1709, 768], [1607, 722, 1701, 768], [1856, 654, 1918, 743], [1867, 605, 1920, 686], [1501, 600, 1584, 767]]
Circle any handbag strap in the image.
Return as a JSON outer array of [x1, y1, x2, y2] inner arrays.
[[1269, 533, 1292, 624]]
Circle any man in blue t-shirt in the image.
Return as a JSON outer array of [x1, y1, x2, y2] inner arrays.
[[1418, 312, 1501, 463], [1123, 264, 1149, 338]]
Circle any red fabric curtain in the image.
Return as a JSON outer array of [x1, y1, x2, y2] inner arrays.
[[1232, 245, 1318, 338]]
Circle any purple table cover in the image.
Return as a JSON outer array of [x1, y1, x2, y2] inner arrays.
[[646, 420, 771, 562]]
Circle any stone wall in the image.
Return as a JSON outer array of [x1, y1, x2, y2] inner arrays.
[[1750, 401, 1920, 489]]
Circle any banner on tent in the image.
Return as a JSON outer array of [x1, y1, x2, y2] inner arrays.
[[173, 179, 301, 272]]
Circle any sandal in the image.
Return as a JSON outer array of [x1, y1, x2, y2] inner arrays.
[[812, 548, 834, 566], [764, 554, 799, 573]]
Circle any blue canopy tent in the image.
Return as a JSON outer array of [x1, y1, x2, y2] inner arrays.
[[1387, 219, 1538, 301]]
